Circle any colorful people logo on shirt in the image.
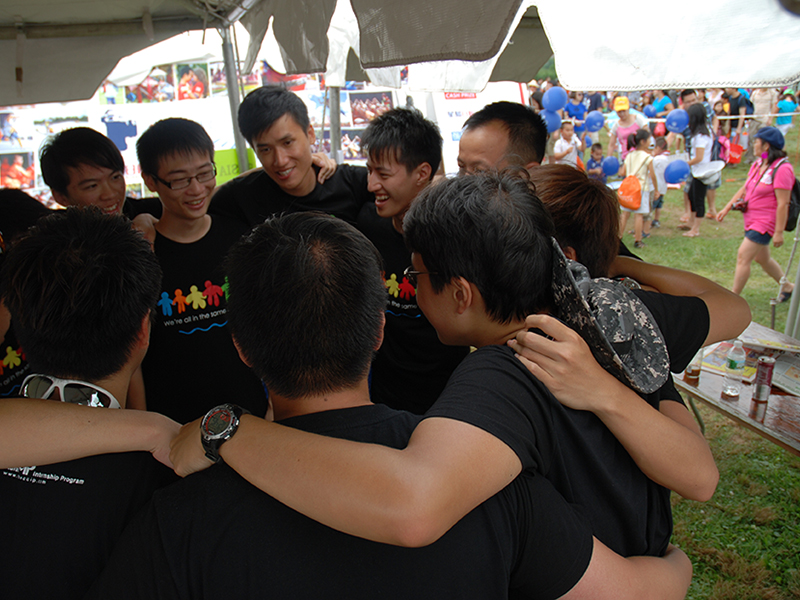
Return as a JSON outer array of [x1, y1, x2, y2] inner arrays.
[[186, 285, 207, 310], [385, 273, 400, 298]]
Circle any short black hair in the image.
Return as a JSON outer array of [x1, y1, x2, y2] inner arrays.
[[1, 208, 161, 381], [361, 108, 442, 177], [590, 143, 603, 153], [225, 212, 386, 399], [463, 101, 547, 165], [0, 190, 52, 297], [0, 189, 52, 244], [39, 128, 124, 195], [404, 170, 555, 324], [680, 89, 697, 101], [136, 118, 215, 177], [238, 86, 310, 145]]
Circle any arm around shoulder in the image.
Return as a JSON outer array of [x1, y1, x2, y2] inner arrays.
[[608, 256, 751, 345], [171, 412, 522, 547], [0, 398, 179, 469]]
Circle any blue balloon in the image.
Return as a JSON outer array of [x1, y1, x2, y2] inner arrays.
[[540, 110, 562, 133], [601, 156, 620, 176], [542, 87, 568, 112], [643, 104, 657, 118], [664, 159, 691, 184], [584, 134, 593, 148], [585, 110, 605, 132], [665, 109, 689, 133]]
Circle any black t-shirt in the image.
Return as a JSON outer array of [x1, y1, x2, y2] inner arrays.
[[141, 216, 267, 423], [728, 94, 746, 130], [88, 404, 593, 600], [122, 196, 162, 220], [426, 292, 709, 558], [0, 451, 164, 600], [209, 165, 372, 227], [0, 324, 30, 398], [357, 204, 470, 414], [586, 92, 604, 113]]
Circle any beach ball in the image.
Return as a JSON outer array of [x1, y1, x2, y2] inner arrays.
[[666, 109, 689, 133], [542, 87, 568, 112], [541, 110, 562, 133], [585, 110, 605, 132], [664, 159, 691, 183], [601, 156, 620, 176]]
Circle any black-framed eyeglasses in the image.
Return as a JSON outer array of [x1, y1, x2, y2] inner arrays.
[[403, 265, 437, 287], [153, 164, 217, 190], [22, 374, 121, 409]]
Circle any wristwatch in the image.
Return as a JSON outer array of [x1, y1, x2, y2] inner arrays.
[[200, 403, 249, 463]]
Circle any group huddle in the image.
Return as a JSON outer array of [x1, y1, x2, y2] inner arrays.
[[0, 86, 751, 599]]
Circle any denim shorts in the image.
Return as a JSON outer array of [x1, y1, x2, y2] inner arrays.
[[745, 229, 772, 245]]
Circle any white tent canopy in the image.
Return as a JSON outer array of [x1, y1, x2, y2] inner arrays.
[[4, 0, 800, 107]]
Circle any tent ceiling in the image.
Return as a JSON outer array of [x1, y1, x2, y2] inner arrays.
[[2, 0, 800, 107]]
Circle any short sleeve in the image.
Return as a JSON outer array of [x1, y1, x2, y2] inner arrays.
[[632, 290, 709, 373], [775, 162, 795, 191], [424, 346, 555, 472], [508, 473, 593, 600]]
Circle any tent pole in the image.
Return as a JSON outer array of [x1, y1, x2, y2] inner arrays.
[[330, 86, 341, 164], [220, 25, 249, 174]]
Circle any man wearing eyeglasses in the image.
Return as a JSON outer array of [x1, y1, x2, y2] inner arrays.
[[0, 207, 177, 600], [136, 118, 267, 424]]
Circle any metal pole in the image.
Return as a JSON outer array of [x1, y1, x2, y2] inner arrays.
[[330, 86, 341, 164], [220, 25, 249, 174]]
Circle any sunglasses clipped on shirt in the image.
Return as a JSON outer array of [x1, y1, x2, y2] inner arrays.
[[21, 374, 121, 409]]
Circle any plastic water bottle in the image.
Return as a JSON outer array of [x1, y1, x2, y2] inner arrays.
[[721, 340, 746, 399]]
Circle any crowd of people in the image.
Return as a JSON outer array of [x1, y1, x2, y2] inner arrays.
[[529, 82, 797, 296], [0, 85, 764, 599]]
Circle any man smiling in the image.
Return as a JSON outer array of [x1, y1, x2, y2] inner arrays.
[[39, 127, 161, 218], [209, 86, 373, 227], [357, 108, 469, 414], [136, 118, 266, 423]]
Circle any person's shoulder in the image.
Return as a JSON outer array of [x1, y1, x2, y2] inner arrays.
[[217, 169, 273, 192], [123, 196, 162, 219], [332, 162, 367, 178], [776, 159, 795, 184]]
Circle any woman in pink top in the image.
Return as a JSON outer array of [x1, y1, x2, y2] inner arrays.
[[608, 96, 647, 160], [717, 126, 796, 299]]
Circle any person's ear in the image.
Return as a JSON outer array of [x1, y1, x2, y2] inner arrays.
[[415, 162, 432, 186], [136, 313, 152, 349], [142, 173, 159, 194], [51, 190, 73, 208], [563, 246, 578, 261], [306, 124, 317, 145], [450, 276, 475, 315], [232, 336, 252, 367], [375, 312, 386, 351], [524, 159, 540, 175]]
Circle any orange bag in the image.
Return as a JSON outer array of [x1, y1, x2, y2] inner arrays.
[[618, 175, 642, 210], [729, 135, 743, 164]]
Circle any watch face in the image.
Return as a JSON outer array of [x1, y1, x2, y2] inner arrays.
[[203, 407, 234, 439]]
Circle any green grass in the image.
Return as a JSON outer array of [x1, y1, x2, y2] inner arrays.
[[603, 126, 800, 599]]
